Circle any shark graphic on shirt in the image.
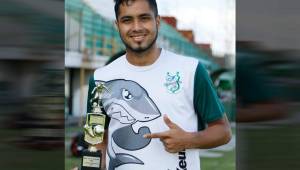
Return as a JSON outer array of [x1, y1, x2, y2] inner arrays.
[[98, 79, 161, 170]]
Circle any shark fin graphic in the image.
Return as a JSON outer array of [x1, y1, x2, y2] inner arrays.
[[109, 153, 144, 170]]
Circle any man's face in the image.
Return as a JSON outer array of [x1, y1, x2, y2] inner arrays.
[[115, 0, 160, 53]]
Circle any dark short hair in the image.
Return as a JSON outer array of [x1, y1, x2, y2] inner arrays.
[[114, 0, 158, 20]]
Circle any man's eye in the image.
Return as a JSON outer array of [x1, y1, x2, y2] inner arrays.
[[121, 19, 131, 23], [141, 17, 150, 21], [122, 89, 133, 101]]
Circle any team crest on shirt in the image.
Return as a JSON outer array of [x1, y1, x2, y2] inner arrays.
[[164, 72, 182, 94]]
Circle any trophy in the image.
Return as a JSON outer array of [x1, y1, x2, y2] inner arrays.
[[81, 82, 108, 170]]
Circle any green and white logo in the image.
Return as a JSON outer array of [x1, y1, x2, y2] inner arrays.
[[164, 72, 182, 94]]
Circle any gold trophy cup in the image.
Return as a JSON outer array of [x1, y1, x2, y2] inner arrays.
[[81, 83, 108, 170]]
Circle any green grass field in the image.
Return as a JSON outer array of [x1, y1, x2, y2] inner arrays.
[[65, 155, 81, 170], [200, 148, 235, 170]]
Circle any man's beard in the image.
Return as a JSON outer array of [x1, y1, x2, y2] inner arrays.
[[121, 29, 158, 53]]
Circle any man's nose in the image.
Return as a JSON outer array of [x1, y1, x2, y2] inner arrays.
[[132, 20, 143, 31]]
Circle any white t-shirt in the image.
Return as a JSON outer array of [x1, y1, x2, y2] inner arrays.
[[91, 49, 224, 170]]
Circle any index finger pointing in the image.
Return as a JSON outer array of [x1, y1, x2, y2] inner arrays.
[[144, 132, 169, 139]]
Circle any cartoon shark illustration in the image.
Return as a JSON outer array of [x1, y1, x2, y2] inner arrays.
[[97, 79, 161, 170]]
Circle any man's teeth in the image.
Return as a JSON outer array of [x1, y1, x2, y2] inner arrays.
[[132, 35, 145, 41]]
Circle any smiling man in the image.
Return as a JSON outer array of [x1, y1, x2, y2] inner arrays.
[[114, 0, 161, 66], [87, 0, 231, 170]]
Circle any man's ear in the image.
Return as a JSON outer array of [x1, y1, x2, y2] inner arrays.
[[114, 20, 119, 31], [156, 15, 161, 28]]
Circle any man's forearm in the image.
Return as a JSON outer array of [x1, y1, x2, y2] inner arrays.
[[184, 116, 232, 149]]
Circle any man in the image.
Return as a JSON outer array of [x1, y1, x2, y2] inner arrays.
[[88, 0, 231, 169]]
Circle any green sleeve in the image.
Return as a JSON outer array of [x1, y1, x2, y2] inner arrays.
[[87, 75, 110, 129], [193, 62, 225, 131]]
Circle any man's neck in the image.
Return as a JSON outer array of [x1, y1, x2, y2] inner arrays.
[[126, 46, 161, 66]]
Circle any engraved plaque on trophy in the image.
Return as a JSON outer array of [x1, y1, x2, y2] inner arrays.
[[81, 83, 108, 170]]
